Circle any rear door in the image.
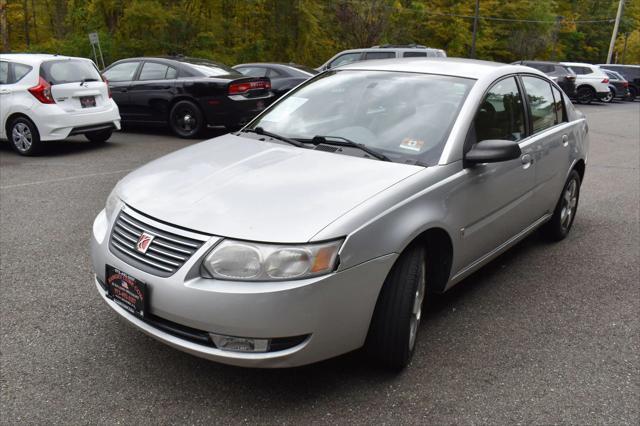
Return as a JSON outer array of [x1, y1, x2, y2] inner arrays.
[[0, 61, 35, 138], [520, 75, 573, 214], [103, 61, 141, 119], [42, 59, 110, 113], [127, 61, 178, 122]]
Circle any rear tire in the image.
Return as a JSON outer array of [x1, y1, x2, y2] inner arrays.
[[627, 86, 638, 101], [365, 244, 427, 370], [8, 116, 42, 156], [576, 86, 595, 104], [542, 170, 581, 241], [169, 100, 204, 138], [85, 128, 113, 143]]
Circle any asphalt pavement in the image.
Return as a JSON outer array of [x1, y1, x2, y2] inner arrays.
[[1, 102, 638, 424]]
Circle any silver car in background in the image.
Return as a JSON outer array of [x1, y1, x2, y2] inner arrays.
[[91, 58, 588, 370]]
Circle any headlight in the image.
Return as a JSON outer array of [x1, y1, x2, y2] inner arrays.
[[104, 187, 120, 220], [202, 239, 343, 281]]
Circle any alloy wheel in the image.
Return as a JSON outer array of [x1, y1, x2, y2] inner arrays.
[[176, 109, 197, 133], [408, 259, 426, 351], [12, 123, 33, 153], [560, 178, 578, 231]]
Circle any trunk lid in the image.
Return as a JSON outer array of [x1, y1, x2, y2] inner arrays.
[[42, 58, 110, 112]]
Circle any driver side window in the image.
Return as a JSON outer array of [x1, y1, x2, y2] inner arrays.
[[474, 77, 525, 143]]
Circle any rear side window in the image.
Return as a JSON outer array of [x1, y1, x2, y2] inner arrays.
[[570, 66, 592, 75], [363, 52, 395, 60], [0, 61, 8, 84], [139, 62, 175, 80], [475, 77, 526, 142], [40, 59, 102, 85], [104, 62, 140, 82], [403, 51, 427, 58], [522, 76, 556, 133], [551, 85, 567, 124], [13, 63, 31, 81]]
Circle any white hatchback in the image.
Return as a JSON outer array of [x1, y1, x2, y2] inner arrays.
[[0, 54, 121, 155]]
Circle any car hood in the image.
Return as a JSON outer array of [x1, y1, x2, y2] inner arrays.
[[118, 134, 423, 243]]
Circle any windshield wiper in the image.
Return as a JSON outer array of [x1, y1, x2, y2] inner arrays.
[[242, 127, 307, 148], [309, 135, 391, 162]]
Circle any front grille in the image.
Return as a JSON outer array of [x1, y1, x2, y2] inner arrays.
[[109, 210, 206, 277]]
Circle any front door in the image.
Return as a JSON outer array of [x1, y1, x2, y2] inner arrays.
[[450, 76, 539, 274]]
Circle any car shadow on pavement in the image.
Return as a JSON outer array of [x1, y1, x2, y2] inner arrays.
[[0, 138, 116, 157]]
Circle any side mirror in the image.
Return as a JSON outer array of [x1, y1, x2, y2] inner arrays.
[[465, 139, 522, 165]]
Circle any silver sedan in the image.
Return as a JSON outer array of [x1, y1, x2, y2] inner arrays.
[[91, 58, 588, 369]]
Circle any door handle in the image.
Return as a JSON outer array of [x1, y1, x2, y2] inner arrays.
[[0, 89, 10, 94], [521, 154, 533, 169], [120, 88, 128, 93], [562, 134, 569, 147]]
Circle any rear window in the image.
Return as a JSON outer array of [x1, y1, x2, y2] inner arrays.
[[183, 61, 239, 77], [40, 59, 102, 85]]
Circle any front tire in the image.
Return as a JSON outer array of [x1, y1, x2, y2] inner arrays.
[[169, 100, 204, 138], [627, 86, 638, 101], [602, 89, 614, 103], [576, 86, 595, 104], [365, 244, 427, 370], [542, 170, 581, 241], [85, 128, 113, 143], [9, 116, 42, 156]]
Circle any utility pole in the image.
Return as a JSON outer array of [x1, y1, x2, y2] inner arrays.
[[470, 0, 480, 58], [606, 0, 624, 64]]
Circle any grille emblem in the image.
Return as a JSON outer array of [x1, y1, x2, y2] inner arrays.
[[136, 233, 155, 253]]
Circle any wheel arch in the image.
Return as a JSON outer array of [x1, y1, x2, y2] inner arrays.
[[406, 227, 453, 294], [4, 112, 38, 138], [572, 158, 586, 183]]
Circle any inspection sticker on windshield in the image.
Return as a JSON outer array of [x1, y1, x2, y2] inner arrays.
[[262, 96, 308, 122], [399, 138, 425, 152]]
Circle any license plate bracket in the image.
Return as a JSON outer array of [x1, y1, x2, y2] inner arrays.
[[106, 265, 147, 318], [80, 96, 96, 108]]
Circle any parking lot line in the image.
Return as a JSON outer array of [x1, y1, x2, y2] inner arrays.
[[0, 169, 133, 190]]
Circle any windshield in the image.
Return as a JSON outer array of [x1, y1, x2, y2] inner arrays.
[[40, 59, 101, 85], [249, 70, 474, 165]]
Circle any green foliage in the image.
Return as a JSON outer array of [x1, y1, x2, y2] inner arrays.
[[1, 0, 639, 66]]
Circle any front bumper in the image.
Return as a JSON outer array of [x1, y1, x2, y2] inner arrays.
[[91, 208, 396, 367]]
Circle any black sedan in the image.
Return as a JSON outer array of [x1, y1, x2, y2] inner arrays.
[[102, 57, 273, 137], [233, 63, 318, 98]]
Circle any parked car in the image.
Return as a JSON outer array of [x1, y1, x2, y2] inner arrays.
[[233, 63, 318, 99], [560, 62, 610, 104], [598, 64, 640, 100], [102, 56, 273, 137], [0, 53, 120, 155], [317, 44, 447, 71], [91, 58, 588, 370], [602, 69, 630, 102], [512, 60, 576, 97]]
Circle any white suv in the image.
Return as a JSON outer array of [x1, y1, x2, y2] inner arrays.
[[0, 54, 121, 155], [560, 62, 610, 104]]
